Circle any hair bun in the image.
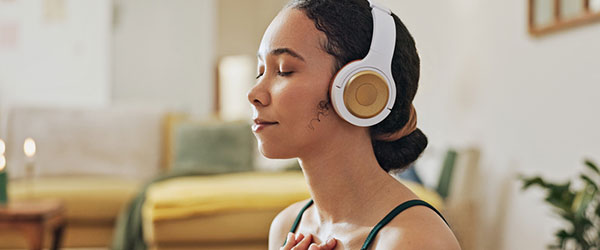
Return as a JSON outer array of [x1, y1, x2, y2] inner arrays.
[[372, 128, 428, 172]]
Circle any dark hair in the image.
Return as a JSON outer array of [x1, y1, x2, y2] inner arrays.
[[287, 0, 427, 172]]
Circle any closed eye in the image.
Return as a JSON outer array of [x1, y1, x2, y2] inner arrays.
[[255, 71, 294, 79], [277, 71, 294, 77]]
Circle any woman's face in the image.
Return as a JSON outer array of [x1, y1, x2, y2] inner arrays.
[[248, 7, 346, 159]]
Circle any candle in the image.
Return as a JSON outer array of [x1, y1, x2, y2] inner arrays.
[[23, 137, 36, 180], [24, 137, 36, 158], [0, 138, 7, 205], [22, 138, 36, 199]]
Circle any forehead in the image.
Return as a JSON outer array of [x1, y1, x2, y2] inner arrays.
[[257, 8, 326, 61]]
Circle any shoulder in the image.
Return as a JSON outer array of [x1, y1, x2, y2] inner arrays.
[[268, 199, 312, 250], [371, 204, 461, 250]]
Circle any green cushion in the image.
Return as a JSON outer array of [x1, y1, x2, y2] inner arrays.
[[172, 121, 255, 174]]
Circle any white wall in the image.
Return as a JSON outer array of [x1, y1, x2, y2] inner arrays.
[[112, 0, 216, 116], [383, 0, 600, 249], [217, 0, 288, 58], [0, 0, 112, 136]]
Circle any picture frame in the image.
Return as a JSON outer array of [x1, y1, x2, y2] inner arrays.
[[528, 0, 600, 36]]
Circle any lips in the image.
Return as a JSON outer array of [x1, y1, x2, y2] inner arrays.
[[252, 118, 278, 132]]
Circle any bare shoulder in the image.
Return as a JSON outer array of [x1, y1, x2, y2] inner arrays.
[[268, 199, 312, 250], [371, 205, 461, 250]]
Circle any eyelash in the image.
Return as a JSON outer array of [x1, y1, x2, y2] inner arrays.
[[255, 71, 294, 79]]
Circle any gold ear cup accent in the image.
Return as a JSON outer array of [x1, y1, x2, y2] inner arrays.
[[356, 84, 377, 106], [343, 70, 389, 119]]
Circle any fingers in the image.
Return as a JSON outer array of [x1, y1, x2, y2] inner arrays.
[[281, 233, 337, 250], [291, 233, 312, 250], [295, 233, 305, 243], [280, 232, 297, 250], [307, 238, 337, 250], [324, 238, 337, 249]]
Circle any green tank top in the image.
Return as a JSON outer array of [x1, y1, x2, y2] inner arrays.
[[285, 199, 448, 250]]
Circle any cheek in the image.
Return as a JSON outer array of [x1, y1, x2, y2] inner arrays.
[[276, 79, 327, 125]]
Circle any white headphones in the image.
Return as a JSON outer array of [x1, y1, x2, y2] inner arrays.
[[329, 0, 396, 127]]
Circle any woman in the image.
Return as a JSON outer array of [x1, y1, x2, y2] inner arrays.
[[247, 0, 461, 249]]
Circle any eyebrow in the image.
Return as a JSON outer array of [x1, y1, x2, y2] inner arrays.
[[257, 48, 305, 62]]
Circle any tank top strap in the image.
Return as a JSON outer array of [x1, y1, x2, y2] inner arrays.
[[290, 199, 314, 233], [283, 199, 314, 246], [360, 199, 448, 250]]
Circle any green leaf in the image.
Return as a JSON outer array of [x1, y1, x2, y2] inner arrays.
[[544, 182, 576, 212], [580, 175, 599, 192], [521, 176, 548, 190], [559, 211, 576, 224], [556, 229, 571, 239], [584, 159, 600, 175], [574, 185, 596, 218]]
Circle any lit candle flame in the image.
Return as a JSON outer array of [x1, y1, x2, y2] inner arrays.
[[0, 139, 5, 155], [24, 137, 36, 158], [0, 155, 5, 171]]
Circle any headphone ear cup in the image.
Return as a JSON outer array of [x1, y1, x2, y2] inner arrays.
[[330, 61, 394, 127], [328, 1, 397, 127], [343, 70, 389, 119]]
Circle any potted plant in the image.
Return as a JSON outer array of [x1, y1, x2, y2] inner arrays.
[[521, 159, 600, 250]]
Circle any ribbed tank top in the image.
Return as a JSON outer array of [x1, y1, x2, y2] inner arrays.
[[285, 199, 448, 250]]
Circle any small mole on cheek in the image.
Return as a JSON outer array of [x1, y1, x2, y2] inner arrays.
[[308, 100, 331, 131]]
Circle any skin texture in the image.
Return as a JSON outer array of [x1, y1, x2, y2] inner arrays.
[[248, 7, 461, 250]]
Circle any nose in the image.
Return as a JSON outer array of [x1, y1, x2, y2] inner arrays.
[[247, 81, 271, 108]]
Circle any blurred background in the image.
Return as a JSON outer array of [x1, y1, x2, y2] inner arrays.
[[0, 0, 599, 250]]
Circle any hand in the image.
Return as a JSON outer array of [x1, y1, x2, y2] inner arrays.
[[280, 232, 337, 250]]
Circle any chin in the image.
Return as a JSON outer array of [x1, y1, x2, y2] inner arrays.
[[257, 141, 296, 159]]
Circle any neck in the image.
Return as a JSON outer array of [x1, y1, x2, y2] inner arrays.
[[298, 127, 409, 225]]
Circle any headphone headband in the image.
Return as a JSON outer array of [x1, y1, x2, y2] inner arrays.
[[329, 0, 397, 127], [364, 0, 396, 71]]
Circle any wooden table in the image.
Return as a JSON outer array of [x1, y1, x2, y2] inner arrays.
[[0, 200, 66, 250]]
